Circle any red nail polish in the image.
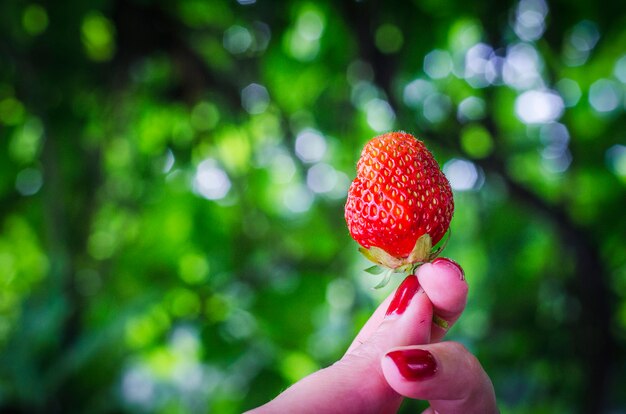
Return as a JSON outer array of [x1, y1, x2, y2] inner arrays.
[[386, 349, 438, 380], [432, 257, 465, 280], [386, 275, 420, 317]]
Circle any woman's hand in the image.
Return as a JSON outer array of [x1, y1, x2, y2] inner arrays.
[[248, 259, 497, 414]]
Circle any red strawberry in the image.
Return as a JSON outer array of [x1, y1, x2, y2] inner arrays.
[[344, 132, 454, 270]]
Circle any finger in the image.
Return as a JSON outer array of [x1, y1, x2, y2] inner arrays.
[[344, 293, 394, 355], [381, 342, 498, 414], [416, 258, 468, 342], [345, 275, 432, 360], [250, 275, 434, 414]]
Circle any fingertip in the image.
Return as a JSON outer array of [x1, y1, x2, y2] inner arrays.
[[381, 346, 439, 400], [416, 259, 468, 318], [432, 257, 465, 280]]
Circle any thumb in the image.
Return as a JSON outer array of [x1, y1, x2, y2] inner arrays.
[[381, 342, 498, 414], [250, 276, 434, 414]]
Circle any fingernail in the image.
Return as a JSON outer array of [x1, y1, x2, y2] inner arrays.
[[385, 275, 420, 317], [432, 257, 465, 280], [386, 349, 438, 381]]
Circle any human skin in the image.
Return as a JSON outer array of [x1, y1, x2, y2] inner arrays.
[[248, 259, 498, 414]]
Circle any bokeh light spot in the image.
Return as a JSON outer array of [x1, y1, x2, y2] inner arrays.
[[460, 124, 493, 158], [326, 279, 355, 311], [295, 129, 327, 163], [589, 79, 621, 113], [503, 43, 543, 90], [614, 55, 626, 83], [424, 49, 453, 79], [22, 4, 48, 36], [570, 20, 600, 52], [161, 149, 175, 174], [555, 78, 582, 107], [443, 159, 483, 191], [515, 90, 564, 124], [286, 6, 325, 61], [241, 83, 270, 115], [375, 24, 403, 54], [283, 184, 313, 214], [15, 168, 43, 196], [88, 231, 115, 260], [122, 367, 155, 407], [464, 43, 494, 88], [223, 25, 253, 55], [269, 150, 297, 184], [606, 145, 626, 181], [306, 163, 337, 194], [350, 81, 379, 109], [513, 0, 548, 41], [10, 117, 44, 163], [0, 97, 26, 126], [178, 253, 210, 284], [297, 10, 325, 41], [457, 96, 486, 122], [540, 123, 572, 173], [193, 159, 231, 200], [422, 93, 451, 124], [448, 19, 483, 53], [168, 288, 201, 317], [190, 101, 219, 131], [563, 20, 600, 67], [241, 83, 270, 114], [279, 352, 319, 383], [347, 60, 374, 86], [403, 79, 435, 108], [81, 11, 116, 61], [365, 99, 395, 132]]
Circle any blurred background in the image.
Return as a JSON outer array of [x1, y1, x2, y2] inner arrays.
[[1, 0, 625, 412]]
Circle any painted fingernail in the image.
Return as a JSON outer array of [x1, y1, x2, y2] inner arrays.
[[432, 257, 465, 280], [385, 275, 420, 317], [386, 348, 438, 381]]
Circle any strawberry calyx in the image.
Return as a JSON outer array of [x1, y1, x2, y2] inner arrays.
[[360, 232, 451, 289], [360, 234, 432, 270]]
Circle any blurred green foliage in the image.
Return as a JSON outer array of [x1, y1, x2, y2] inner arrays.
[[1, 0, 626, 413]]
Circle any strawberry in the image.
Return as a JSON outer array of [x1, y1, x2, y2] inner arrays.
[[344, 132, 454, 272]]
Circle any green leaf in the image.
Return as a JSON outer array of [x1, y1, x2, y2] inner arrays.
[[364, 265, 385, 275], [372, 268, 394, 289]]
